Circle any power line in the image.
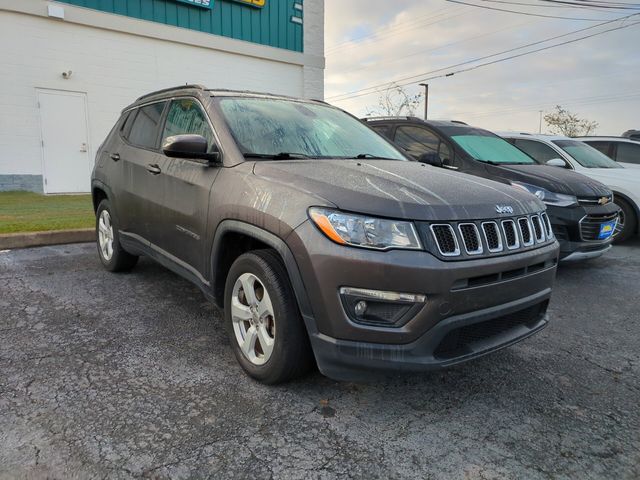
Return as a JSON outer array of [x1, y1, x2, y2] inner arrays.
[[480, 0, 635, 10], [446, 0, 617, 20], [540, 0, 640, 9], [326, 13, 639, 102]]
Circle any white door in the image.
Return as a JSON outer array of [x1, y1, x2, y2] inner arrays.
[[37, 89, 90, 193]]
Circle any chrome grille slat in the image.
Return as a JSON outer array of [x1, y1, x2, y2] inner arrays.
[[541, 213, 553, 239], [518, 217, 534, 246], [458, 223, 483, 255], [482, 222, 503, 253], [531, 215, 545, 242], [579, 212, 618, 241], [501, 220, 520, 250], [430, 224, 461, 256]]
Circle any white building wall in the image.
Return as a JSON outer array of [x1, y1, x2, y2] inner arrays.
[[0, 1, 325, 192]]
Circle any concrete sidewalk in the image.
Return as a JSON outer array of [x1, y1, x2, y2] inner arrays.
[[0, 229, 94, 250]]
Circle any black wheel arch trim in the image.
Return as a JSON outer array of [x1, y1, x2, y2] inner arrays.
[[210, 220, 319, 335]]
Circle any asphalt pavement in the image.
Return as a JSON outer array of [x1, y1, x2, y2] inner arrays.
[[1, 240, 639, 479]]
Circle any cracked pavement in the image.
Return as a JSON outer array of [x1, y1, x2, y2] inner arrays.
[[0, 241, 639, 479]]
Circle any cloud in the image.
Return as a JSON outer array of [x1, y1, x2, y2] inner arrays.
[[324, 0, 640, 135]]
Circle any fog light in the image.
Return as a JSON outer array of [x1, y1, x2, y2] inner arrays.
[[339, 287, 427, 328], [355, 301, 368, 316]]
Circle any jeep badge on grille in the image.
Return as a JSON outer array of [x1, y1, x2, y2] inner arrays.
[[496, 205, 514, 214]]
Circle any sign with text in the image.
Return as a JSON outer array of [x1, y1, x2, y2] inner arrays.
[[175, 0, 213, 8]]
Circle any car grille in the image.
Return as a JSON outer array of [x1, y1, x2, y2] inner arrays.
[[434, 301, 548, 360], [421, 212, 554, 260], [578, 194, 613, 206], [579, 212, 618, 241]]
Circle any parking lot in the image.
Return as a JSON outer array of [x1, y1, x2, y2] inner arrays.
[[1, 241, 638, 479]]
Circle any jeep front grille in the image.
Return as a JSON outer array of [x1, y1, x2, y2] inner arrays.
[[423, 211, 554, 260]]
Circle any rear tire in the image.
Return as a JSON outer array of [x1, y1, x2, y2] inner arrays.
[[224, 249, 313, 384], [613, 197, 637, 244], [96, 199, 138, 272]]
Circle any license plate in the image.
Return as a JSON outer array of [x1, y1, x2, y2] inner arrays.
[[598, 220, 616, 240]]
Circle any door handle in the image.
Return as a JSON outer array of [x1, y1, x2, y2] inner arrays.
[[146, 164, 162, 175], [80, 143, 88, 152], [110, 153, 120, 161]]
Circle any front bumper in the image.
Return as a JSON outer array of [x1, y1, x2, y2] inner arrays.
[[547, 203, 618, 259], [287, 221, 559, 380]]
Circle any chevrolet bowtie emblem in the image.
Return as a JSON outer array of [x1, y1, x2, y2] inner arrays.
[[598, 196, 609, 205]]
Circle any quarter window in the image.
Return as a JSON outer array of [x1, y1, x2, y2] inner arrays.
[[586, 141, 612, 157], [127, 102, 166, 149], [163, 99, 215, 152]]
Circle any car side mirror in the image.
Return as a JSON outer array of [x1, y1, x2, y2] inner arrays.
[[546, 158, 567, 168], [417, 151, 443, 168], [162, 134, 220, 164]]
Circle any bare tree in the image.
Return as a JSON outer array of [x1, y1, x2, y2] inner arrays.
[[543, 105, 598, 137], [366, 84, 423, 117]]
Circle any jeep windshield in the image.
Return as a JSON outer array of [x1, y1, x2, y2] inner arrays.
[[450, 133, 536, 165], [217, 97, 407, 161], [553, 140, 622, 169]]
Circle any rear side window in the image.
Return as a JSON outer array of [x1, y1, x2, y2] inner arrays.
[[370, 125, 390, 138], [585, 141, 612, 157], [395, 126, 439, 158], [513, 139, 560, 164], [127, 102, 166, 149], [616, 142, 640, 165], [162, 99, 215, 152]]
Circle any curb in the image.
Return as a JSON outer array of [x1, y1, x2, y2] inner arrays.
[[0, 229, 95, 250]]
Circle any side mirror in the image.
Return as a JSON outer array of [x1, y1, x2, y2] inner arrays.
[[417, 151, 443, 168], [546, 158, 567, 168], [162, 134, 220, 164]]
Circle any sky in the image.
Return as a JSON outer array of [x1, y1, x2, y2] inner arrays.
[[324, 0, 640, 135]]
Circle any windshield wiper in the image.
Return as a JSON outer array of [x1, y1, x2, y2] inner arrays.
[[244, 152, 310, 160], [347, 153, 398, 160]]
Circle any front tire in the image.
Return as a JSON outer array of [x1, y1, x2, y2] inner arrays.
[[613, 197, 637, 244], [224, 250, 313, 384], [96, 199, 138, 272]]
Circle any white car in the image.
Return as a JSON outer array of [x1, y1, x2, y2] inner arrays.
[[576, 136, 640, 169], [498, 132, 639, 243]]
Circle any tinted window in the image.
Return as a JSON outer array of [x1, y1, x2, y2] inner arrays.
[[584, 141, 612, 157], [217, 98, 406, 160], [395, 126, 439, 158], [120, 110, 136, 137], [128, 102, 166, 149], [370, 125, 390, 138], [163, 99, 215, 152], [553, 140, 622, 169], [451, 134, 535, 164], [514, 139, 561, 164], [616, 142, 640, 165]]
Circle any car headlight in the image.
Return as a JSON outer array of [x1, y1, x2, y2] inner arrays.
[[511, 182, 578, 207], [308, 207, 422, 251]]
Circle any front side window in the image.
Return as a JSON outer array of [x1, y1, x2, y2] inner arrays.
[[616, 142, 640, 165], [217, 98, 406, 160], [514, 139, 562, 164], [450, 133, 536, 165], [553, 140, 622, 168], [127, 102, 166, 149], [163, 99, 215, 152], [394, 126, 440, 158]]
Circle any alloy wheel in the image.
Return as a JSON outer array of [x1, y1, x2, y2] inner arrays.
[[98, 210, 114, 261], [231, 273, 276, 366]]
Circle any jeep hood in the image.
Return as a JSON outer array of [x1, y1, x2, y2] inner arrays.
[[490, 164, 612, 197], [253, 160, 542, 221]]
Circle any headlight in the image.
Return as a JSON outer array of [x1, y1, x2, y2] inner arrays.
[[308, 207, 422, 251], [511, 182, 578, 207]]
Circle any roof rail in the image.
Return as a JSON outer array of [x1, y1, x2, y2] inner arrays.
[[136, 84, 206, 102], [362, 116, 423, 122]]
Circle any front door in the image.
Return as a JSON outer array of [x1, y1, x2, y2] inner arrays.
[[37, 89, 90, 193]]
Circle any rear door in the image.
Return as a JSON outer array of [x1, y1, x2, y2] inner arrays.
[[115, 102, 167, 240], [151, 98, 221, 276], [613, 142, 640, 168], [392, 125, 457, 168]]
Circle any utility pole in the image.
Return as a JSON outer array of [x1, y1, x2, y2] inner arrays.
[[538, 110, 543, 134], [420, 83, 429, 120]]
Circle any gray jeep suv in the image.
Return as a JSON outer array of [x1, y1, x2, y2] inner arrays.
[[92, 86, 559, 384]]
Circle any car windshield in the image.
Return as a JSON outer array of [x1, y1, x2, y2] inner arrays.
[[217, 97, 407, 160], [450, 134, 536, 164], [553, 140, 622, 168]]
